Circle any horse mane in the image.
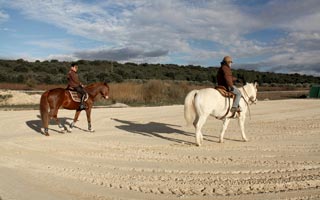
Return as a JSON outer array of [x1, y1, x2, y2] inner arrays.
[[85, 82, 105, 89], [243, 82, 252, 89], [243, 82, 258, 89]]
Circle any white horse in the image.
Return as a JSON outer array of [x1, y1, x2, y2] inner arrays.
[[184, 82, 258, 146]]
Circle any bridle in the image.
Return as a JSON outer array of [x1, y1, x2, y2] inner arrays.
[[241, 86, 257, 119], [242, 87, 257, 105]]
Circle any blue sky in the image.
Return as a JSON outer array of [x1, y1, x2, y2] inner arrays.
[[0, 0, 320, 76]]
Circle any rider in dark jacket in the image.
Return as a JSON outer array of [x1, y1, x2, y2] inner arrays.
[[217, 56, 242, 112], [67, 63, 86, 110]]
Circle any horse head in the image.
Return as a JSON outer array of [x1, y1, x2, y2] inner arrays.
[[85, 82, 110, 100], [100, 82, 110, 99], [243, 82, 258, 104]]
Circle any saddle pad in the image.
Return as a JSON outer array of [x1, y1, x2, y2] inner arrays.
[[214, 86, 235, 98], [68, 90, 89, 102]]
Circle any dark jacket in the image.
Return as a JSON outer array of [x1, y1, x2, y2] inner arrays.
[[217, 63, 237, 90], [67, 70, 81, 88]]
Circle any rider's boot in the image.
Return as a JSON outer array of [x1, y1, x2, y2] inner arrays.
[[78, 96, 86, 111], [231, 106, 242, 113], [78, 103, 86, 111]]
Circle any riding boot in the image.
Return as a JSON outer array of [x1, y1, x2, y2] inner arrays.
[[78, 96, 86, 111], [78, 104, 86, 111]]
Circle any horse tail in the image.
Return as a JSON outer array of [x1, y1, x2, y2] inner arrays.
[[184, 90, 199, 126], [40, 91, 49, 131]]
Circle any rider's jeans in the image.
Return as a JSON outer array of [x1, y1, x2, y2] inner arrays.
[[231, 86, 241, 108]]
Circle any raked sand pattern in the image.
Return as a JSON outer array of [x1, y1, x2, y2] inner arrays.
[[0, 99, 319, 200]]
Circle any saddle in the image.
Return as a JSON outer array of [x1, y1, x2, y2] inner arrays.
[[214, 86, 235, 99], [214, 86, 239, 120], [66, 88, 89, 103]]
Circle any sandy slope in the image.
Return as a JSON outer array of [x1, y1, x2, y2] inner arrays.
[[0, 90, 41, 105], [0, 99, 319, 200]]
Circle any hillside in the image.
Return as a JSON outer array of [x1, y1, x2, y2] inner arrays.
[[0, 59, 319, 86]]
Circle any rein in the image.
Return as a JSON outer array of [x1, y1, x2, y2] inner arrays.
[[241, 87, 254, 120]]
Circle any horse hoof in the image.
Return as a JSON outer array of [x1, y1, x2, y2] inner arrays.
[[44, 133, 50, 136], [219, 140, 224, 143], [88, 129, 95, 132], [243, 139, 249, 142]]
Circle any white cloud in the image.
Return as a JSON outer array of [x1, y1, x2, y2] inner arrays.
[[0, 10, 9, 23], [73, 46, 169, 62], [47, 54, 77, 62], [266, 50, 320, 65], [286, 13, 320, 32], [1, 0, 320, 76], [26, 39, 76, 51], [3, 0, 260, 59]]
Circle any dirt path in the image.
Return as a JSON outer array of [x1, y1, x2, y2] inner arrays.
[[0, 99, 319, 200]]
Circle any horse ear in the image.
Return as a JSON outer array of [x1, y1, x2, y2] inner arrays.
[[104, 80, 110, 84], [242, 78, 247, 85]]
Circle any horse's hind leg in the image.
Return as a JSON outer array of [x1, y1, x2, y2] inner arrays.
[[54, 117, 65, 133], [192, 115, 199, 129], [50, 109, 65, 133], [195, 114, 208, 146], [219, 118, 230, 143]]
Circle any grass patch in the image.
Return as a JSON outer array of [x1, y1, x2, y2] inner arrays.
[[0, 94, 13, 100]]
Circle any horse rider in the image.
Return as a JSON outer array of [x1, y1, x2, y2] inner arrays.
[[216, 56, 242, 113], [67, 63, 86, 110]]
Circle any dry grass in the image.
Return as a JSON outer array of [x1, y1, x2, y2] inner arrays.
[[108, 80, 206, 105], [258, 90, 309, 100], [109, 82, 144, 103]]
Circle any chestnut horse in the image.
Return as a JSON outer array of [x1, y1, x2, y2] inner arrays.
[[40, 82, 110, 136]]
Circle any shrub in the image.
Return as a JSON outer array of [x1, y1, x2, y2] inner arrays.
[[0, 94, 12, 100]]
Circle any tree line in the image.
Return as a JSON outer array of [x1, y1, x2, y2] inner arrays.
[[0, 59, 319, 86]]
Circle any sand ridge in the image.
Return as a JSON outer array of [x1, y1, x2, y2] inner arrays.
[[0, 90, 41, 105]]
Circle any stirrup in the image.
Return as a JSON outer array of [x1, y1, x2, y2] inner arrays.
[[231, 107, 241, 112]]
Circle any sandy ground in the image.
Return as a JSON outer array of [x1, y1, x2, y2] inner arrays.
[[0, 99, 319, 200]]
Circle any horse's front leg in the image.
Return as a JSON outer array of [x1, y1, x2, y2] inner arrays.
[[219, 118, 230, 143], [69, 110, 81, 132], [86, 108, 94, 132], [238, 115, 248, 142]]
